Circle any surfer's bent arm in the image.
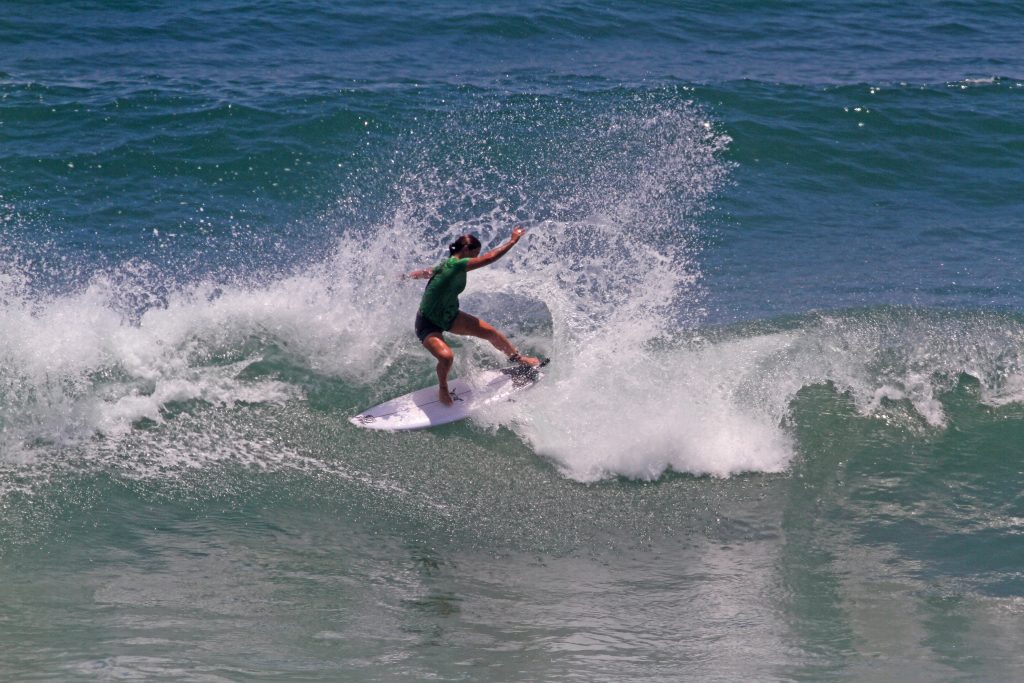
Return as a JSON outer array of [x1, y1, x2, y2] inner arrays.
[[466, 226, 526, 271]]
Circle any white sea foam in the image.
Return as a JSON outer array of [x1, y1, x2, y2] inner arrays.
[[2, 99, 1022, 485], [486, 339, 796, 481], [474, 306, 1024, 480], [1, 248, 1022, 483]]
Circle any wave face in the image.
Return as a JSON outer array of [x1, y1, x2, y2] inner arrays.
[[3, 75, 1023, 485], [0, 92, 727, 479], [2, 80, 1023, 486]]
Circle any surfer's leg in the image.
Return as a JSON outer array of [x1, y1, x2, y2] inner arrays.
[[449, 312, 540, 366], [422, 333, 455, 406]]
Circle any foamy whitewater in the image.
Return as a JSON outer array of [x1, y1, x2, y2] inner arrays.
[[3, 99, 736, 479], [3, 97, 1024, 489]]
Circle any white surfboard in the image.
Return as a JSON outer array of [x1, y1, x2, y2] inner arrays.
[[350, 362, 547, 431]]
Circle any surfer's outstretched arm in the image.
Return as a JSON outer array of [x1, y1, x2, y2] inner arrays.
[[465, 226, 526, 271], [407, 267, 434, 280]]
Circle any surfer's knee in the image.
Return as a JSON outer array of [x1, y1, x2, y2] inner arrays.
[[434, 346, 454, 368]]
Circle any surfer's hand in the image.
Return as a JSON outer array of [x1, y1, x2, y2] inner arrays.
[[511, 226, 526, 242]]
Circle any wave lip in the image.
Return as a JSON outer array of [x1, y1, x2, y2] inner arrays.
[[517, 349, 795, 482], [487, 308, 1024, 482]]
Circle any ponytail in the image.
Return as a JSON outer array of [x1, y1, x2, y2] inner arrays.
[[448, 234, 481, 256]]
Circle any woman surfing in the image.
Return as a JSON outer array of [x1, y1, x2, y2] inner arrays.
[[408, 226, 541, 406]]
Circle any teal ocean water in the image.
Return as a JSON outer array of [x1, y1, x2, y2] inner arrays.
[[3, 1, 1024, 680]]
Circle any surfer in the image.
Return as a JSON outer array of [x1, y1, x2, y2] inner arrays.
[[408, 226, 541, 406]]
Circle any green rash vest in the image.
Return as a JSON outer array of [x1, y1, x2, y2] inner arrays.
[[418, 256, 471, 329]]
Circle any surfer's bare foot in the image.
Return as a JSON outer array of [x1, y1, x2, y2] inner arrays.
[[509, 352, 541, 367], [439, 387, 454, 406]]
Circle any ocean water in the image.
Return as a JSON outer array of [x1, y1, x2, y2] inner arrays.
[[2, 1, 1024, 680]]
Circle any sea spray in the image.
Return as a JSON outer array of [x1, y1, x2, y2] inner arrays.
[[3, 93, 1024, 488], [435, 97, 762, 479]]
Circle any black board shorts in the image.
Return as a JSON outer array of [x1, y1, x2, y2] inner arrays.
[[415, 311, 447, 343]]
